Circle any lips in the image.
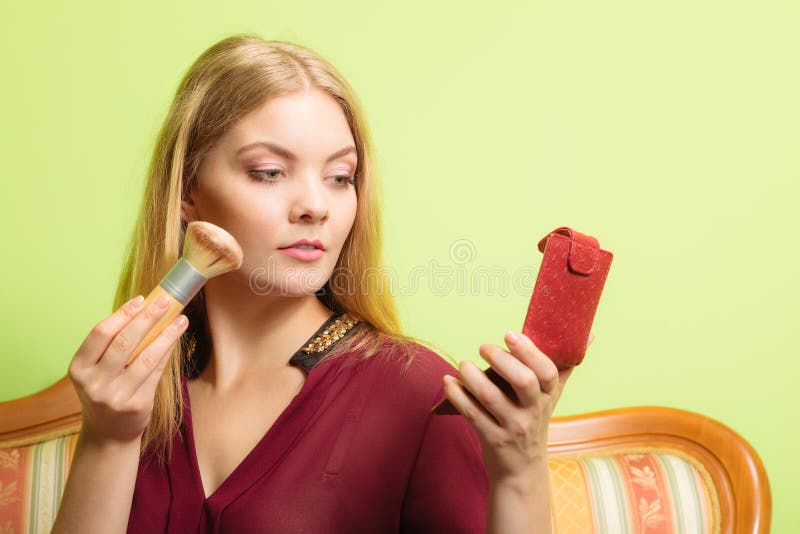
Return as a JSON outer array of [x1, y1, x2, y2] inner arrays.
[[279, 239, 325, 251], [277, 246, 325, 262]]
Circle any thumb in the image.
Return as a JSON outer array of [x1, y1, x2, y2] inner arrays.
[[557, 365, 574, 390]]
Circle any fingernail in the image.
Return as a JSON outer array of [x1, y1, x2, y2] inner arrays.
[[156, 295, 170, 309], [506, 331, 519, 344], [130, 295, 144, 308]]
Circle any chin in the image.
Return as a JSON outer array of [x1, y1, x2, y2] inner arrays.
[[247, 270, 330, 298]]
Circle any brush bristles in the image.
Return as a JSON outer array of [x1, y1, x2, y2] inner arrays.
[[182, 221, 244, 279]]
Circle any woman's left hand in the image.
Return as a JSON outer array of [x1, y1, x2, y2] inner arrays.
[[442, 331, 591, 487]]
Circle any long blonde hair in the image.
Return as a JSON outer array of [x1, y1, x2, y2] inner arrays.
[[114, 34, 443, 463]]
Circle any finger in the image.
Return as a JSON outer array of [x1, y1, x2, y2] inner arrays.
[[124, 350, 175, 431], [588, 332, 595, 346], [541, 367, 576, 412], [456, 359, 516, 428], [73, 296, 146, 369], [504, 332, 560, 395], [115, 314, 188, 400], [442, 372, 505, 444], [558, 366, 574, 391], [478, 343, 541, 408], [95, 295, 172, 377], [128, 342, 177, 413]]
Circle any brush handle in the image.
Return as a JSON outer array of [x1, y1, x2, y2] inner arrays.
[[126, 286, 186, 366], [125, 258, 207, 366]]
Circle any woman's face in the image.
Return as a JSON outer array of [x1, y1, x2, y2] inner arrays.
[[182, 88, 358, 298]]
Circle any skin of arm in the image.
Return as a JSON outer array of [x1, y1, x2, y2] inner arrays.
[[443, 330, 591, 534], [485, 459, 553, 534], [51, 431, 142, 534], [51, 295, 188, 533]]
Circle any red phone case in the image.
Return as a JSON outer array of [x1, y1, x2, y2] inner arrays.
[[523, 226, 613, 369], [432, 226, 613, 415]]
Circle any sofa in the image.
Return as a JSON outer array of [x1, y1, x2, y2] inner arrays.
[[0, 376, 770, 533]]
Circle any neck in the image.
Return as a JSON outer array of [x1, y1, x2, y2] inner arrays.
[[196, 275, 334, 392]]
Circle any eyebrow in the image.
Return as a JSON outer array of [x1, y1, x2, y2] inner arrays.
[[236, 141, 357, 163]]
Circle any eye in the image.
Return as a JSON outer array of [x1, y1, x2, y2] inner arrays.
[[247, 168, 356, 188], [248, 168, 283, 183], [328, 174, 357, 187]]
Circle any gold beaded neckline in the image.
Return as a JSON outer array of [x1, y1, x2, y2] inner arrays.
[[184, 312, 360, 376], [300, 312, 360, 354]]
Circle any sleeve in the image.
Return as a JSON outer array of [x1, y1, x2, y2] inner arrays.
[[399, 390, 490, 534]]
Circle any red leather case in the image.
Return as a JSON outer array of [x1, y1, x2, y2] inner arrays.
[[522, 226, 613, 369], [432, 226, 613, 415]]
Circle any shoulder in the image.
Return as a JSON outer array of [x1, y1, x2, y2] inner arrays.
[[348, 338, 458, 411], [368, 338, 457, 377]]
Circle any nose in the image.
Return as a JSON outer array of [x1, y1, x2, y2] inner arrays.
[[288, 172, 329, 224]]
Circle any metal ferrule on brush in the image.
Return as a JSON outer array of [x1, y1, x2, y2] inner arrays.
[[159, 258, 208, 306]]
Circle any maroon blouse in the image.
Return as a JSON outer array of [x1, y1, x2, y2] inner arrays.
[[127, 313, 489, 533]]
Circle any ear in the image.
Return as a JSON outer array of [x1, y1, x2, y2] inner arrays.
[[181, 186, 199, 223]]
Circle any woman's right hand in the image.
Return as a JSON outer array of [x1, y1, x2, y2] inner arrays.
[[68, 294, 189, 445]]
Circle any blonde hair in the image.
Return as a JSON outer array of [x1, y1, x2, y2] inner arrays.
[[114, 34, 445, 463]]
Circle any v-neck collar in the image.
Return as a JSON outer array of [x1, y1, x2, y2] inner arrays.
[[178, 366, 317, 503], [167, 311, 362, 527], [171, 357, 343, 530]]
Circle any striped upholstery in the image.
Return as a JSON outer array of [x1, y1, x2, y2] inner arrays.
[[0, 434, 78, 534], [550, 449, 720, 533], [1, 435, 719, 533]]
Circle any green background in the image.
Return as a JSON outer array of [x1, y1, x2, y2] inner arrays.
[[1, 0, 797, 529]]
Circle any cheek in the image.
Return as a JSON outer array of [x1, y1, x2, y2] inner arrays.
[[194, 182, 237, 221], [200, 182, 280, 226], [232, 209, 284, 252], [336, 195, 358, 237], [197, 200, 284, 264]]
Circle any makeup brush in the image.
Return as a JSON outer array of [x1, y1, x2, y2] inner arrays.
[[126, 221, 243, 365]]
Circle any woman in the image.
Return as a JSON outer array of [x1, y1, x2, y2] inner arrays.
[[52, 34, 577, 533]]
